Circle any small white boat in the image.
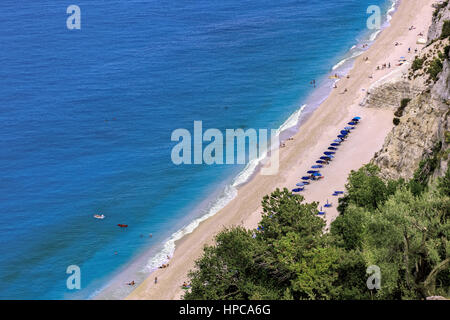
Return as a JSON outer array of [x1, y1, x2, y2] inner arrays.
[[94, 214, 105, 219]]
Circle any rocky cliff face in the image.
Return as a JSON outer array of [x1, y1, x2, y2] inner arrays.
[[367, 3, 450, 181], [362, 67, 425, 110], [427, 1, 450, 44], [371, 87, 448, 180]]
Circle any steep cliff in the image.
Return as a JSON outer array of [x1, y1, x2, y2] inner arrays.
[[427, 1, 450, 44], [366, 2, 450, 180]]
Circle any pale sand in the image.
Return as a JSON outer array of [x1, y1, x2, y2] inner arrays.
[[126, 0, 437, 300]]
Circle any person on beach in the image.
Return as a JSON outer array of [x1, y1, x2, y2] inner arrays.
[[155, 277, 158, 284], [127, 280, 135, 286]]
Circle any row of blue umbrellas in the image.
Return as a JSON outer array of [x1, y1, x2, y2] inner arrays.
[[292, 116, 361, 201], [314, 116, 361, 214]]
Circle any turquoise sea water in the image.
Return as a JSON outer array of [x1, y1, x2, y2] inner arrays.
[[0, 0, 396, 299]]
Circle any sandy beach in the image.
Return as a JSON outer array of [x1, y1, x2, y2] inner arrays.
[[126, 0, 437, 300]]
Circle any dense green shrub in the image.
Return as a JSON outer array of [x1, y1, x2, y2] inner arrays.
[[441, 20, 450, 39], [444, 45, 450, 59], [393, 117, 400, 125], [400, 98, 411, 109], [408, 141, 442, 195], [412, 57, 425, 71], [185, 162, 450, 300], [427, 58, 443, 81], [394, 98, 411, 117], [438, 166, 450, 196]]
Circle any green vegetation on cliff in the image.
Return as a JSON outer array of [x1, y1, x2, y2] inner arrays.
[[184, 163, 450, 300]]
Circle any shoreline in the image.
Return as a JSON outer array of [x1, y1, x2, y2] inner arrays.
[[93, 1, 388, 300], [125, 0, 436, 300]]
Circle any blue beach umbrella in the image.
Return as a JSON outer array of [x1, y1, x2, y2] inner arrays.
[[301, 176, 310, 180], [353, 116, 361, 120], [348, 122, 357, 125], [313, 172, 322, 177], [296, 182, 305, 187], [324, 151, 335, 155], [311, 165, 323, 169], [337, 134, 346, 139], [344, 126, 354, 130], [324, 200, 332, 208], [320, 156, 330, 160], [331, 143, 340, 147], [316, 160, 325, 164], [292, 188, 304, 192], [318, 207, 325, 215], [340, 130, 349, 135], [328, 147, 337, 150], [334, 139, 343, 143], [307, 170, 318, 174]]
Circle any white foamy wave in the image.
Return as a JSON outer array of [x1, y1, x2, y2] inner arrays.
[[333, 0, 398, 73], [386, 0, 397, 22], [143, 184, 238, 273], [332, 49, 364, 71], [143, 104, 307, 272], [369, 29, 382, 41], [332, 58, 347, 71], [277, 104, 306, 134], [232, 154, 265, 187], [232, 104, 306, 187]]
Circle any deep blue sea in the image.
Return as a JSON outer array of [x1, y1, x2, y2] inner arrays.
[[0, 0, 395, 299]]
